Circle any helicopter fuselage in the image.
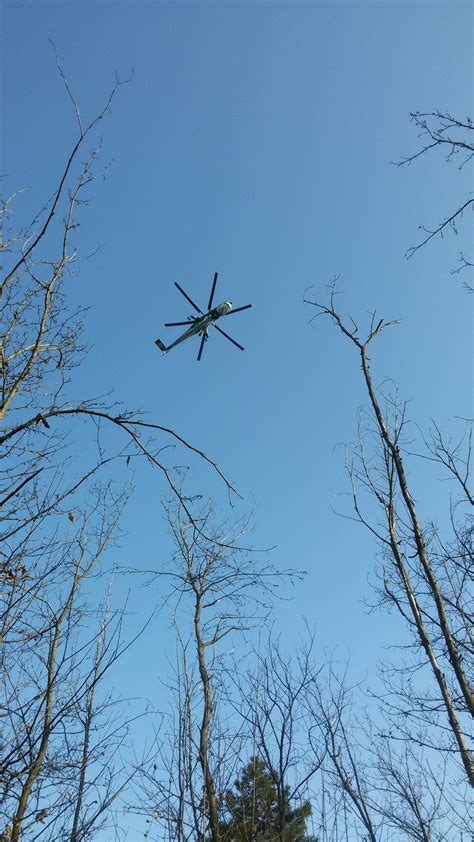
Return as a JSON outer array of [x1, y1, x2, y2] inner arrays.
[[156, 301, 232, 352]]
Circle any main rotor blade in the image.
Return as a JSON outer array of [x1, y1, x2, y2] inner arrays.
[[213, 324, 244, 351], [164, 321, 192, 327], [225, 304, 252, 315], [207, 272, 218, 311], [197, 333, 206, 361], [174, 282, 203, 314]]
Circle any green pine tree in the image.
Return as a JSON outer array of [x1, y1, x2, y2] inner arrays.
[[219, 757, 316, 842]]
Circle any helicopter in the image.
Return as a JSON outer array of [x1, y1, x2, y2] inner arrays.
[[155, 272, 252, 361]]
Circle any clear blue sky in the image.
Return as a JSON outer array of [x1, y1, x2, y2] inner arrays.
[[2, 0, 473, 829]]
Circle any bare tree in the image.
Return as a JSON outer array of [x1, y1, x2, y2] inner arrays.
[[397, 111, 473, 280], [137, 628, 244, 842], [311, 670, 472, 841], [134, 498, 304, 841], [0, 50, 240, 841], [371, 738, 462, 841], [0, 491, 141, 842], [236, 629, 327, 841], [307, 669, 380, 842], [305, 284, 473, 787]]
